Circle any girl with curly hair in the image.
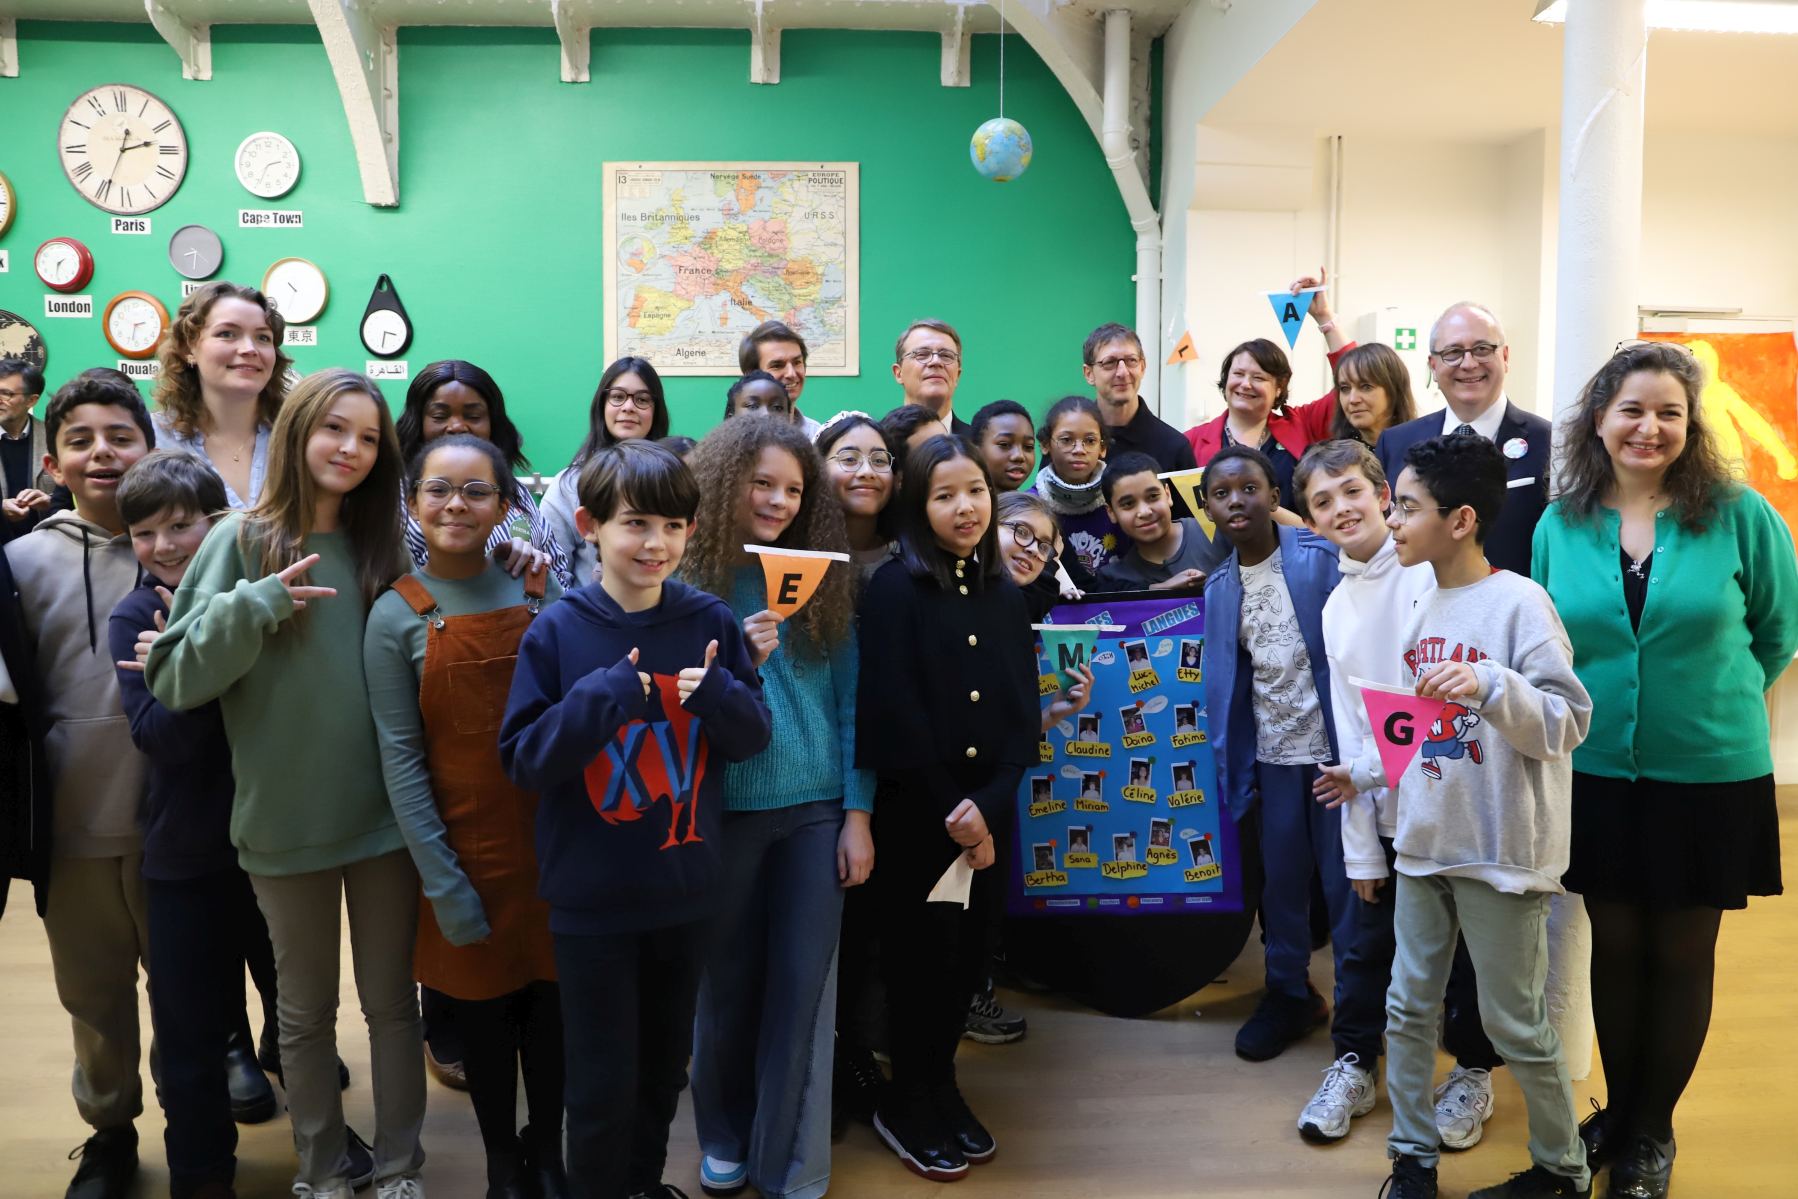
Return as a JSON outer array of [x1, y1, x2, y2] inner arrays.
[[151, 281, 293, 509], [679, 416, 870, 1199]]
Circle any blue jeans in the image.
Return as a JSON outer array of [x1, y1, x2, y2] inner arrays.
[[1256, 761, 1355, 1002], [692, 801, 845, 1199]]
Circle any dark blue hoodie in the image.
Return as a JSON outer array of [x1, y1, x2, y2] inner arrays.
[[500, 578, 770, 936]]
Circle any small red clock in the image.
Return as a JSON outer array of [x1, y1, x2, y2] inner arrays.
[[35, 237, 95, 293]]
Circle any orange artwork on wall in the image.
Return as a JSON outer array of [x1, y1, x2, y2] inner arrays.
[[1644, 331, 1798, 546]]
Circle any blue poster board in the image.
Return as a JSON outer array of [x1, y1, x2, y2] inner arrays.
[[1009, 593, 1245, 917]]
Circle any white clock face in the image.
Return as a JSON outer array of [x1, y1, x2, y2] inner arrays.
[[263, 258, 328, 325], [362, 309, 408, 355], [108, 297, 163, 355], [36, 242, 82, 287], [236, 132, 300, 200], [59, 84, 188, 215], [0, 174, 13, 236]]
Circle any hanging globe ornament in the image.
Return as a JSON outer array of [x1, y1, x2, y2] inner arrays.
[[971, 117, 1033, 182], [970, 0, 1032, 182]]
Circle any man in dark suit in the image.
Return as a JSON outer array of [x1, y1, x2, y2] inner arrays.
[[1374, 302, 1551, 575]]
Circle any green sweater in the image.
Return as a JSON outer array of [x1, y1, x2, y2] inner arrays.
[[145, 512, 406, 876], [1531, 487, 1798, 783], [364, 563, 561, 946]]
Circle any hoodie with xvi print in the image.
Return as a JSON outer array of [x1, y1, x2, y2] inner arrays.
[[500, 578, 770, 935]]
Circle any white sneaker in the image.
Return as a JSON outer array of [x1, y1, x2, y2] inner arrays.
[[1433, 1064, 1495, 1150], [375, 1176, 425, 1199], [1297, 1053, 1377, 1142], [291, 1185, 352, 1199]]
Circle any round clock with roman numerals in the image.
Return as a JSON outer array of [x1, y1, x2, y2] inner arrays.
[[57, 83, 188, 215]]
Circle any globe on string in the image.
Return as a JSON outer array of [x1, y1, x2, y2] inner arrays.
[[970, 117, 1033, 182]]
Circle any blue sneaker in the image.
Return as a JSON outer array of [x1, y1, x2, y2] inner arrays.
[[699, 1156, 746, 1196]]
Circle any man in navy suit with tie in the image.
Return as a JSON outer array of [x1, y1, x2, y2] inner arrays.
[[1374, 302, 1551, 576], [1369, 301, 1552, 1152]]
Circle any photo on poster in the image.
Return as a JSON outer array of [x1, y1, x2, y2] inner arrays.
[[1077, 713, 1102, 743], [1180, 639, 1202, 670], [1149, 817, 1172, 848], [1033, 843, 1057, 873], [1120, 705, 1147, 736], [1112, 831, 1138, 862], [1128, 758, 1151, 787], [1122, 639, 1150, 670], [1172, 761, 1196, 793], [1174, 703, 1197, 733], [1031, 776, 1053, 806], [1068, 826, 1091, 855], [1079, 772, 1104, 802], [1187, 835, 1215, 867]]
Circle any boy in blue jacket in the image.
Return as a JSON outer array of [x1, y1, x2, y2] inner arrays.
[[1199, 444, 1354, 1063], [501, 440, 771, 1199]]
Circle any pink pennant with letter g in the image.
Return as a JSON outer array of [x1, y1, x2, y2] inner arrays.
[[1355, 678, 1449, 788]]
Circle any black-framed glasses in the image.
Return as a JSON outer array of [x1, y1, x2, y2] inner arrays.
[[603, 389, 656, 410], [418, 479, 501, 505], [1430, 342, 1503, 365], [1094, 354, 1143, 372], [1389, 501, 1454, 525], [829, 448, 895, 473], [1001, 521, 1055, 559]]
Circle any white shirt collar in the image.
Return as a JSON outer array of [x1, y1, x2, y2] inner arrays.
[[1440, 393, 1509, 442]]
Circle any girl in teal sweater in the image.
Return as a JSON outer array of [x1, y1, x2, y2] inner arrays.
[[147, 367, 426, 1199], [679, 416, 870, 1199], [1532, 341, 1798, 1198]]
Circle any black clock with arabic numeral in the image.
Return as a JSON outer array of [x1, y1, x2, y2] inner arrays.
[[57, 83, 188, 216]]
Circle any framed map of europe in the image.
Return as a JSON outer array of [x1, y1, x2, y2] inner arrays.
[[603, 162, 859, 375]]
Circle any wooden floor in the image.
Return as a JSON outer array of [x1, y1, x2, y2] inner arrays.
[[4, 792, 1794, 1198]]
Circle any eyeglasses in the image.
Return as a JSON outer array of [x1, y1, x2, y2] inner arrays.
[[603, 389, 656, 410], [1389, 501, 1454, 525], [829, 448, 895, 473], [417, 479, 501, 505], [1430, 342, 1503, 365], [1052, 433, 1102, 451], [1094, 355, 1143, 372], [0, 388, 33, 401], [1001, 521, 1055, 559], [901, 348, 961, 366]]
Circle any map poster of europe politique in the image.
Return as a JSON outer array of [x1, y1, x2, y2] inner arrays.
[[603, 162, 860, 375]]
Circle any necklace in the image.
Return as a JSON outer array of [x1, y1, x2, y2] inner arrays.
[[208, 430, 255, 464]]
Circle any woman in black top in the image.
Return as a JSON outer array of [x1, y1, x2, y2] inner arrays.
[[855, 435, 1038, 1181]]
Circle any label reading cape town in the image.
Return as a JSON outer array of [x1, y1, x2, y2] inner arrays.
[[239, 210, 304, 228]]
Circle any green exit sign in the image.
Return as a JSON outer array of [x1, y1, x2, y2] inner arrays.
[[1394, 326, 1418, 351]]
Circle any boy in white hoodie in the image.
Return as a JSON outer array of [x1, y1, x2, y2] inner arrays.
[[1294, 440, 1508, 1150], [4, 372, 154, 1199], [1327, 434, 1592, 1199]]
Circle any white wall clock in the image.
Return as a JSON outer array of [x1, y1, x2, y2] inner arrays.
[[262, 257, 328, 325], [58, 83, 188, 215], [0, 171, 16, 239], [35, 236, 95, 293], [235, 132, 300, 200], [103, 290, 171, 360]]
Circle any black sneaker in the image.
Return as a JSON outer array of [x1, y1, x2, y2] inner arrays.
[[930, 1083, 996, 1164], [963, 985, 1027, 1044], [1607, 1133, 1674, 1199], [346, 1125, 376, 1190], [872, 1100, 969, 1182], [1576, 1099, 1612, 1170], [1467, 1164, 1590, 1198], [1378, 1155, 1438, 1199], [832, 1040, 885, 1139], [65, 1125, 138, 1199], [1234, 986, 1328, 1062]]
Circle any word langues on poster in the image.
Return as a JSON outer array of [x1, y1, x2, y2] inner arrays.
[[1012, 595, 1242, 917]]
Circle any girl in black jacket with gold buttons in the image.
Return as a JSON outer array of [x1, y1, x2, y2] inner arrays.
[[855, 434, 1039, 1182]]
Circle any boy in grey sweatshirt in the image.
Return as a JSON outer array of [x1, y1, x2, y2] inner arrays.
[[1374, 435, 1593, 1199]]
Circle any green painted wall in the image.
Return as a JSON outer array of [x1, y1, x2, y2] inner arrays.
[[0, 20, 1133, 469]]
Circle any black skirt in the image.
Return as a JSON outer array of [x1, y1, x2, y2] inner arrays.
[[1564, 771, 1782, 910]]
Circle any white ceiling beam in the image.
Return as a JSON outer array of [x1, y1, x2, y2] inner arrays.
[[941, 3, 970, 87], [550, 0, 590, 83], [308, 0, 399, 206], [749, 0, 781, 84], [1, 18, 18, 77], [144, 0, 212, 80]]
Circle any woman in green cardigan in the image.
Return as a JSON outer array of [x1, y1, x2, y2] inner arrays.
[[1533, 341, 1798, 1199]]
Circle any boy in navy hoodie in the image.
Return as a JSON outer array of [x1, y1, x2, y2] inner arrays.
[[501, 440, 770, 1199]]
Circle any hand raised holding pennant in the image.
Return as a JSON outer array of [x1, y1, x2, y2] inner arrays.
[[1354, 677, 1450, 787], [678, 640, 718, 706], [742, 608, 784, 668]]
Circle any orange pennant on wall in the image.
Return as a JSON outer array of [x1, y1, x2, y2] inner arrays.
[[744, 545, 850, 618], [1166, 331, 1197, 364]]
